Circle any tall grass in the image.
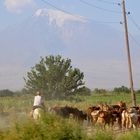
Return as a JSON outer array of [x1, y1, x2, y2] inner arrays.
[[1, 93, 140, 139], [116, 131, 140, 140], [0, 113, 140, 140], [0, 114, 88, 140]]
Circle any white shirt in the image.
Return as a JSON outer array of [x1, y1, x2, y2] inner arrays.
[[33, 95, 44, 106]]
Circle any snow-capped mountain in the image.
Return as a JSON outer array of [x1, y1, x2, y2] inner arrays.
[[35, 9, 87, 27], [0, 8, 139, 90]]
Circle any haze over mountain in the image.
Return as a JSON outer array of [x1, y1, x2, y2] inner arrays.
[[0, 8, 140, 90]]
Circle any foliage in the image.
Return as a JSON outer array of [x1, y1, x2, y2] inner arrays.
[[113, 86, 130, 94], [135, 89, 140, 94], [93, 88, 107, 94], [76, 86, 91, 96], [0, 89, 14, 97], [24, 55, 85, 99]]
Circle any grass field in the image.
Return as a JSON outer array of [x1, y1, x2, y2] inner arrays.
[[0, 92, 140, 115], [0, 93, 140, 140]]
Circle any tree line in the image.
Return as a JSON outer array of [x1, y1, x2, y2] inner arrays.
[[1, 55, 140, 98], [1, 86, 140, 98]]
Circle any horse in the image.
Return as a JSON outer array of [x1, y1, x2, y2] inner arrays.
[[32, 108, 45, 120]]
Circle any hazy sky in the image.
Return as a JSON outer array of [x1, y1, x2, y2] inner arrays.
[[0, 0, 140, 33], [0, 0, 140, 90]]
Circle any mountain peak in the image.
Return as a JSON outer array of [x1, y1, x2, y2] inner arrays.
[[35, 8, 87, 27]]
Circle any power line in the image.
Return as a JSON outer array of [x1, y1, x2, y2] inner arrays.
[[40, 0, 85, 19], [89, 0, 121, 5], [89, 19, 119, 24], [79, 0, 121, 14], [129, 32, 140, 48], [40, 0, 120, 24], [128, 15, 140, 32]]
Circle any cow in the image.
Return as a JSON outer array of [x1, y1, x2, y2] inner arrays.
[[70, 107, 87, 123], [91, 110, 100, 125], [117, 101, 126, 109], [50, 106, 87, 123], [95, 109, 122, 129], [50, 106, 70, 118], [122, 107, 139, 129], [86, 106, 100, 125]]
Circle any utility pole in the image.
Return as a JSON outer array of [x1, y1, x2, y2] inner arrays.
[[122, 0, 136, 107]]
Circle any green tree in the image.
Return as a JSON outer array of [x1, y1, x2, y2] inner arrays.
[[93, 88, 107, 94], [135, 89, 140, 94], [113, 86, 130, 94], [24, 55, 85, 99], [76, 86, 91, 96], [0, 89, 14, 97]]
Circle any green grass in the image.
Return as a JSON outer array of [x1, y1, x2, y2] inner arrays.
[[0, 114, 87, 140], [0, 93, 140, 139], [0, 113, 140, 140], [0, 93, 140, 112], [115, 131, 140, 140]]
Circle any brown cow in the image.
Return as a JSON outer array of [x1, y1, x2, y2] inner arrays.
[[86, 106, 100, 125], [96, 111, 110, 128], [96, 109, 122, 129], [117, 101, 126, 109]]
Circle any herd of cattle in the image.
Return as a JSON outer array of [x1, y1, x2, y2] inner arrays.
[[50, 101, 140, 129]]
